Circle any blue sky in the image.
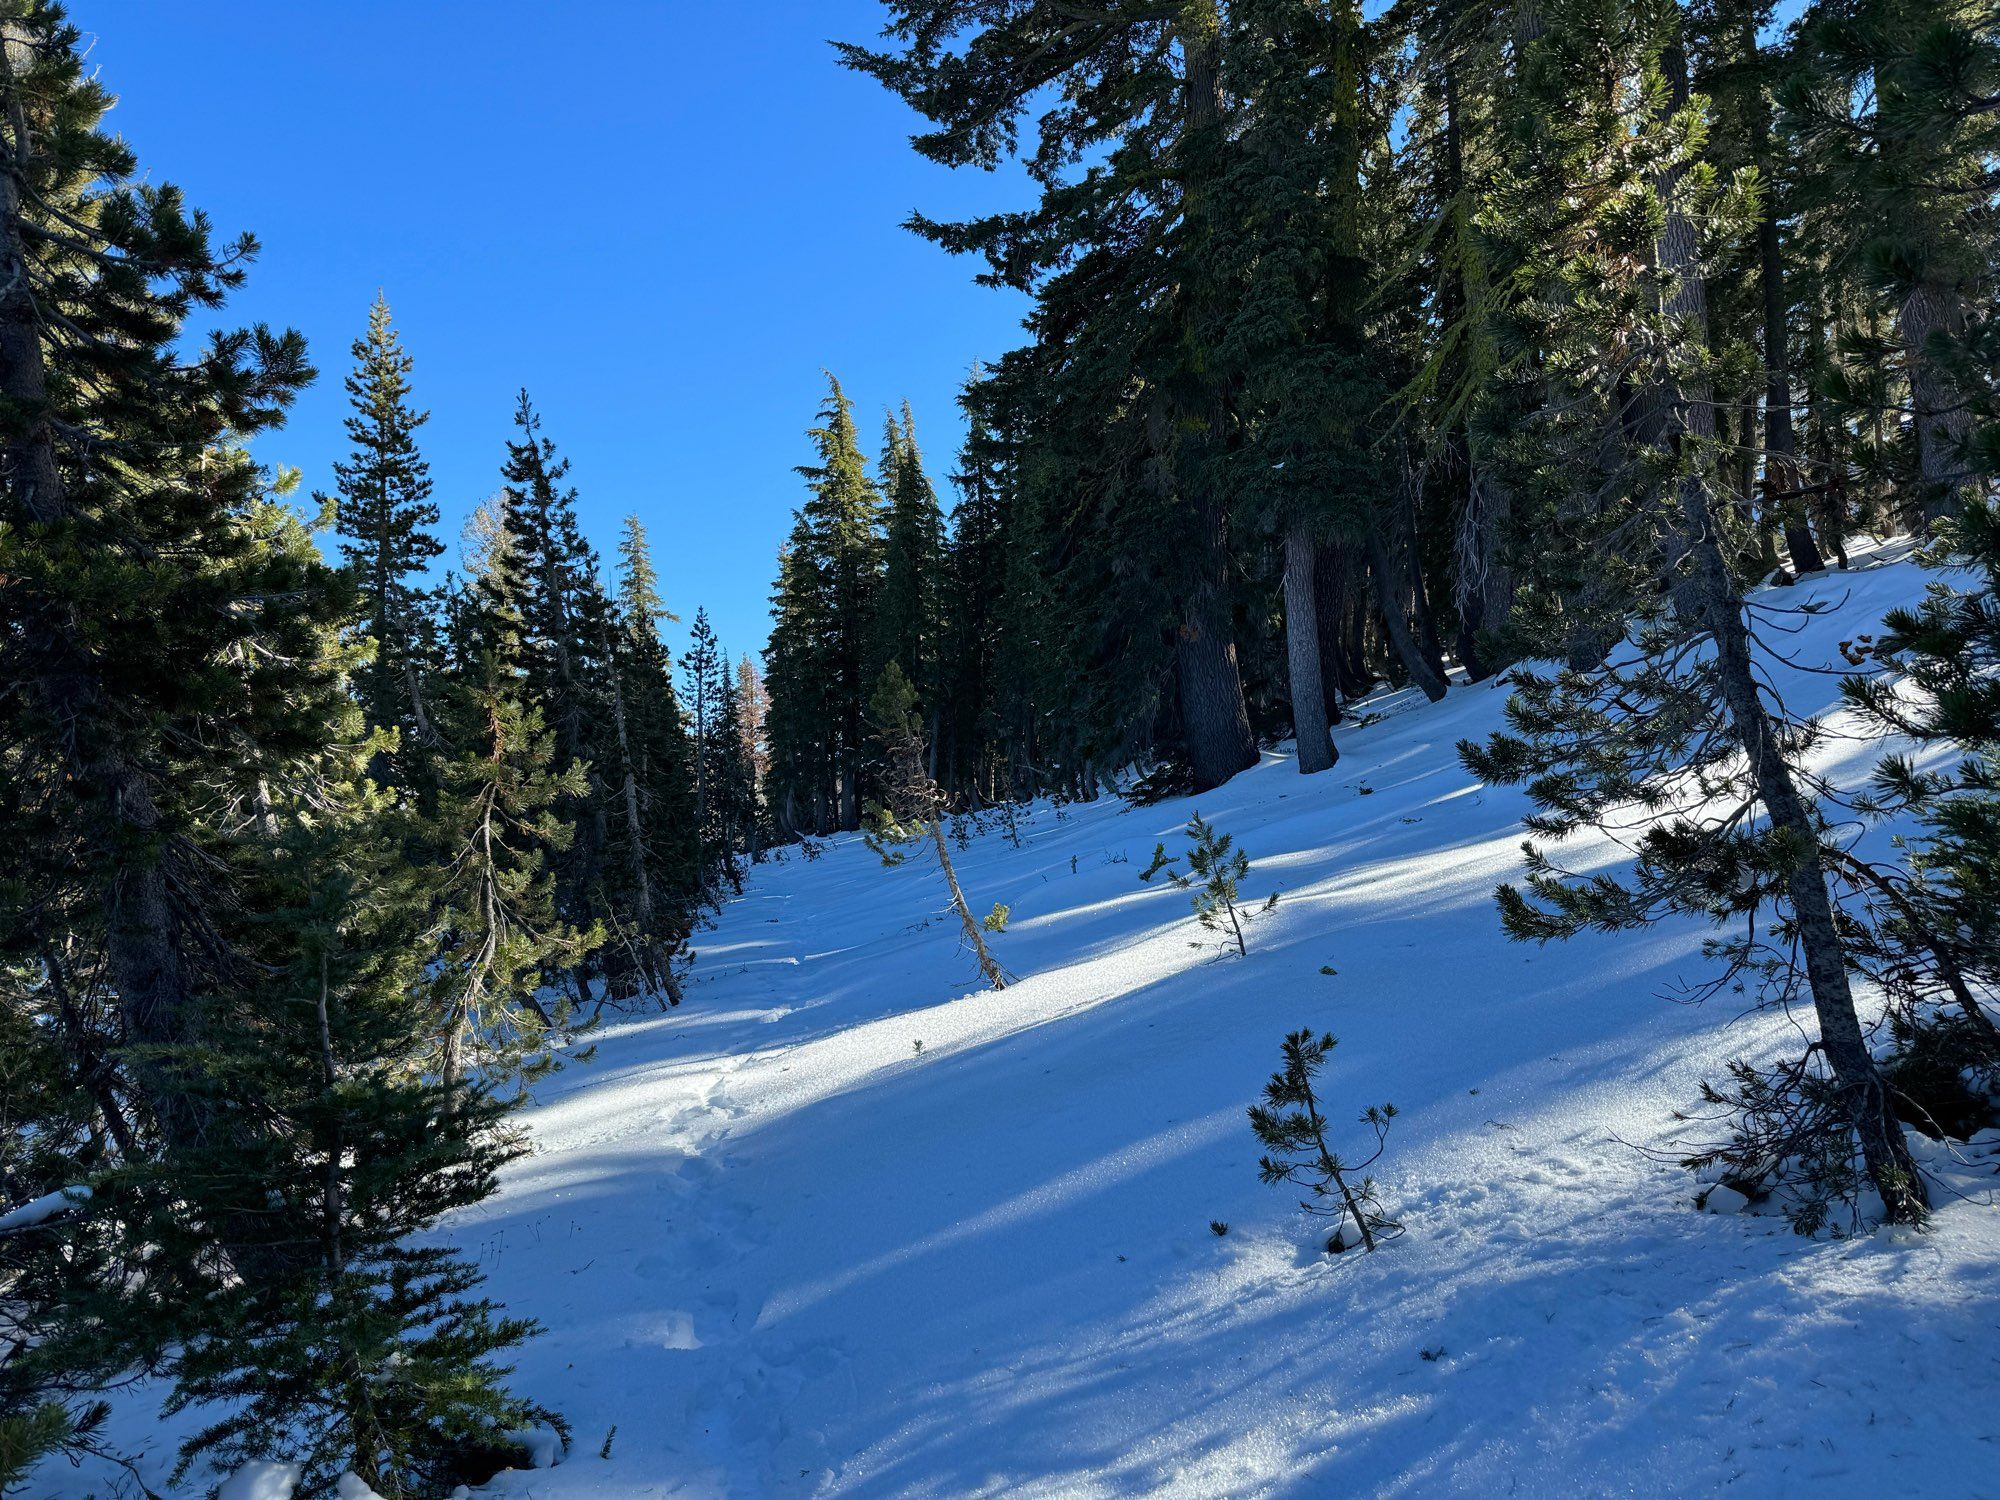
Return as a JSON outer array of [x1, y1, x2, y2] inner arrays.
[[96, 1, 1030, 666]]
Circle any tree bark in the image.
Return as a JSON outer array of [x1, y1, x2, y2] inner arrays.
[[930, 818, 1007, 991], [1282, 524, 1337, 774], [1654, 36, 1925, 1224], [1900, 279, 1973, 529], [1365, 529, 1448, 702], [1743, 22, 1824, 576], [1172, 11, 1257, 794]]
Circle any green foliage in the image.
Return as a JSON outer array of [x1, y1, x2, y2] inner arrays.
[[1139, 813, 1268, 957], [324, 293, 444, 788], [1249, 1030, 1399, 1254]]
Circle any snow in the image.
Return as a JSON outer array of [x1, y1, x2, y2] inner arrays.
[[502, 1425, 565, 1470], [334, 1477, 385, 1500], [215, 1461, 299, 1500], [63, 544, 2000, 1496], [0, 1184, 90, 1234]]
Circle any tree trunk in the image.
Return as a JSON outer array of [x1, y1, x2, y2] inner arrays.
[[1654, 37, 1925, 1224], [1900, 279, 1973, 529], [1312, 541, 1347, 718], [1172, 11, 1257, 794], [929, 818, 1007, 991], [1365, 530, 1448, 702], [1282, 524, 1336, 774], [1744, 23, 1824, 576]]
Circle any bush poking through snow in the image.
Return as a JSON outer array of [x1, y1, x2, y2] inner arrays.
[[1250, 1030, 1400, 1254], [1140, 813, 1274, 957]]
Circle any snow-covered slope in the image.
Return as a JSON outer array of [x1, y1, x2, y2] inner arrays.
[[88, 549, 2000, 1497]]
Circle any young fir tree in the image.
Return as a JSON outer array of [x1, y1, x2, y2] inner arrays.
[[1139, 813, 1276, 958], [430, 494, 598, 1091], [1250, 1030, 1399, 1254], [865, 663, 1009, 991], [326, 292, 445, 787]]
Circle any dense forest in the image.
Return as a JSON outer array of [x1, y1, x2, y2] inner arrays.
[[0, 0, 1995, 1494]]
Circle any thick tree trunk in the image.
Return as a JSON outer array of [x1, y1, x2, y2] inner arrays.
[[1744, 26, 1824, 576], [1177, 490, 1258, 790], [1282, 524, 1336, 774], [1312, 542, 1348, 717], [1171, 12, 1257, 794], [1900, 279, 1973, 529], [1365, 529, 1448, 703]]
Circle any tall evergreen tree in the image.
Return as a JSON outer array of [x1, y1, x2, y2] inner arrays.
[[496, 393, 613, 988], [327, 293, 445, 784], [875, 404, 948, 747], [430, 495, 596, 1089], [841, 2, 1261, 790]]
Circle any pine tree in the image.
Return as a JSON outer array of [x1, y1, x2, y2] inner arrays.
[[1458, 0, 1926, 1227], [876, 404, 948, 746], [864, 663, 1008, 991], [596, 517, 699, 1003], [764, 376, 883, 834], [159, 491, 554, 1496], [430, 495, 597, 1091], [496, 393, 613, 990], [1250, 1030, 1399, 1254], [682, 606, 725, 876], [841, 3, 1260, 791], [326, 293, 445, 785], [1784, 0, 1998, 528]]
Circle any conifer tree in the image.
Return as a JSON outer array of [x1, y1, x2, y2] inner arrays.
[[1460, 0, 1926, 1226], [327, 293, 445, 784], [682, 606, 725, 873], [496, 393, 613, 988], [841, 3, 1260, 791], [876, 404, 948, 743], [158, 490, 553, 1496], [430, 496, 596, 1090], [865, 663, 1009, 990], [597, 517, 700, 1002], [1784, 0, 1998, 528], [764, 376, 883, 833]]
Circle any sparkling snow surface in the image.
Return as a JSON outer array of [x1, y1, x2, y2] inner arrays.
[[79, 548, 2000, 1497]]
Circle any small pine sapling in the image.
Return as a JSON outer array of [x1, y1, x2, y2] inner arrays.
[[1139, 812, 1276, 956], [864, 664, 1009, 990], [1249, 1030, 1400, 1254]]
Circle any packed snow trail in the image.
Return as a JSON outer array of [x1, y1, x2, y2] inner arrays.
[[84, 549, 2000, 1497]]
